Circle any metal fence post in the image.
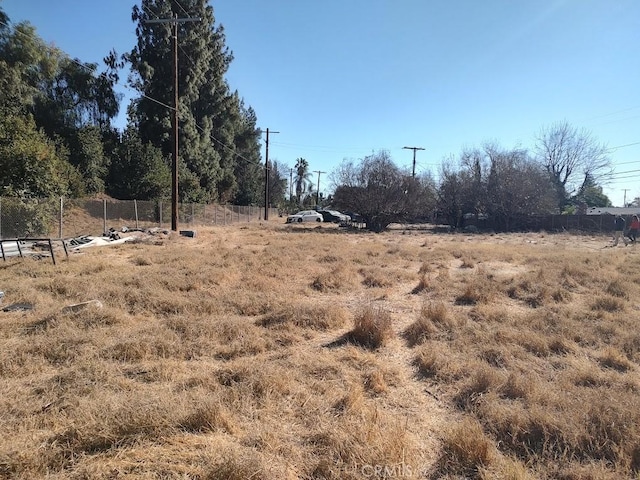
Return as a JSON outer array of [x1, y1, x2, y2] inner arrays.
[[103, 199, 107, 235], [59, 197, 63, 238], [134, 199, 139, 229]]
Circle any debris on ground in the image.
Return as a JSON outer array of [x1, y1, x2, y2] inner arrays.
[[67, 227, 172, 251], [67, 235, 135, 250], [62, 299, 103, 313], [2, 302, 34, 312]]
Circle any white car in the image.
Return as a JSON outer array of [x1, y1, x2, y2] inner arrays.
[[286, 210, 324, 223]]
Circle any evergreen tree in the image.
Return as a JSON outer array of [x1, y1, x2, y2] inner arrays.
[[267, 160, 288, 209], [231, 102, 262, 205], [128, 0, 261, 203], [107, 127, 171, 200]]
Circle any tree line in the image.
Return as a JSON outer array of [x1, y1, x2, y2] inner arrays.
[[328, 127, 614, 232], [0, 1, 263, 205], [0, 2, 621, 233]]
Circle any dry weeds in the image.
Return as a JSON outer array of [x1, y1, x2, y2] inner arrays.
[[0, 224, 639, 479]]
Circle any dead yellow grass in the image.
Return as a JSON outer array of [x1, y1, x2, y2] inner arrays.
[[0, 225, 639, 479]]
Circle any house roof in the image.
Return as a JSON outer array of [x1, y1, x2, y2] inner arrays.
[[586, 207, 640, 215]]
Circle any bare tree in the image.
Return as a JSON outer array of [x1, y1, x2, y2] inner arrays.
[[534, 122, 611, 209], [437, 143, 556, 231], [332, 150, 435, 232], [437, 157, 465, 228], [485, 144, 556, 230]]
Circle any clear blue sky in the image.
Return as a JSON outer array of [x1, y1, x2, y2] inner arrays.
[[2, 0, 639, 206]]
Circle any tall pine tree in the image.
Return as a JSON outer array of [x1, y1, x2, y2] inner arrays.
[[128, 0, 262, 204]]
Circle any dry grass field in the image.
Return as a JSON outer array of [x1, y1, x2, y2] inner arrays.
[[1, 222, 639, 479]]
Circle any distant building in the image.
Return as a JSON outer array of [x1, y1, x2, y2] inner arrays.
[[586, 207, 640, 216]]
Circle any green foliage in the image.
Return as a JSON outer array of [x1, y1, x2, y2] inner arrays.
[[107, 128, 170, 200], [0, 114, 79, 198], [231, 105, 262, 205], [294, 158, 312, 206], [0, 13, 120, 198], [0, 21, 58, 116], [268, 160, 288, 209], [68, 126, 108, 195], [0, 197, 56, 237], [570, 175, 612, 208]]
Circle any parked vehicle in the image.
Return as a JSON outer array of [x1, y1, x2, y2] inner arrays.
[[286, 210, 323, 223], [317, 209, 350, 224], [343, 211, 364, 223]]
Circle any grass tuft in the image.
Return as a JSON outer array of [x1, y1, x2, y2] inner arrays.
[[435, 417, 494, 478], [591, 296, 625, 312], [403, 302, 452, 346], [348, 306, 393, 349]]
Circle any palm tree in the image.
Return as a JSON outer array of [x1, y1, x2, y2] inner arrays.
[[294, 158, 312, 206]]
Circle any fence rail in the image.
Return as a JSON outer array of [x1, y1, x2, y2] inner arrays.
[[0, 197, 279, 239], [450, 213, 635, 233]]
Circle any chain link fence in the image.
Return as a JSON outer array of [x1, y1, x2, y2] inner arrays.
[[0, 197, 279, 239]]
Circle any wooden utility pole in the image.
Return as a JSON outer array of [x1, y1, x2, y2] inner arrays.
[[313, 170, 326, 206], [623, 189, 630, 207], [403, 146, 425, 178], [144, 14, 200, 231], [289, 168, 293, 201], [261, 128, 279, 220]]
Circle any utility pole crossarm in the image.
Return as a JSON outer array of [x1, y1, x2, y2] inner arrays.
[[143, 17, 201, 25]]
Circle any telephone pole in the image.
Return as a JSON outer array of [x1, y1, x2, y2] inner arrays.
[[260, 128, 279, 220], [623, 189, 630, 207], [313, 170, 326, 206], [144, 14, 200, 231], [289, 168, 293, 201], [403, 146, 425, 178]]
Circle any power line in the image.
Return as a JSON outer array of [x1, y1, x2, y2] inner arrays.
[[173, 0, 191, 17], [584, 105, 640, 122], [608, 141, 640, 151]]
